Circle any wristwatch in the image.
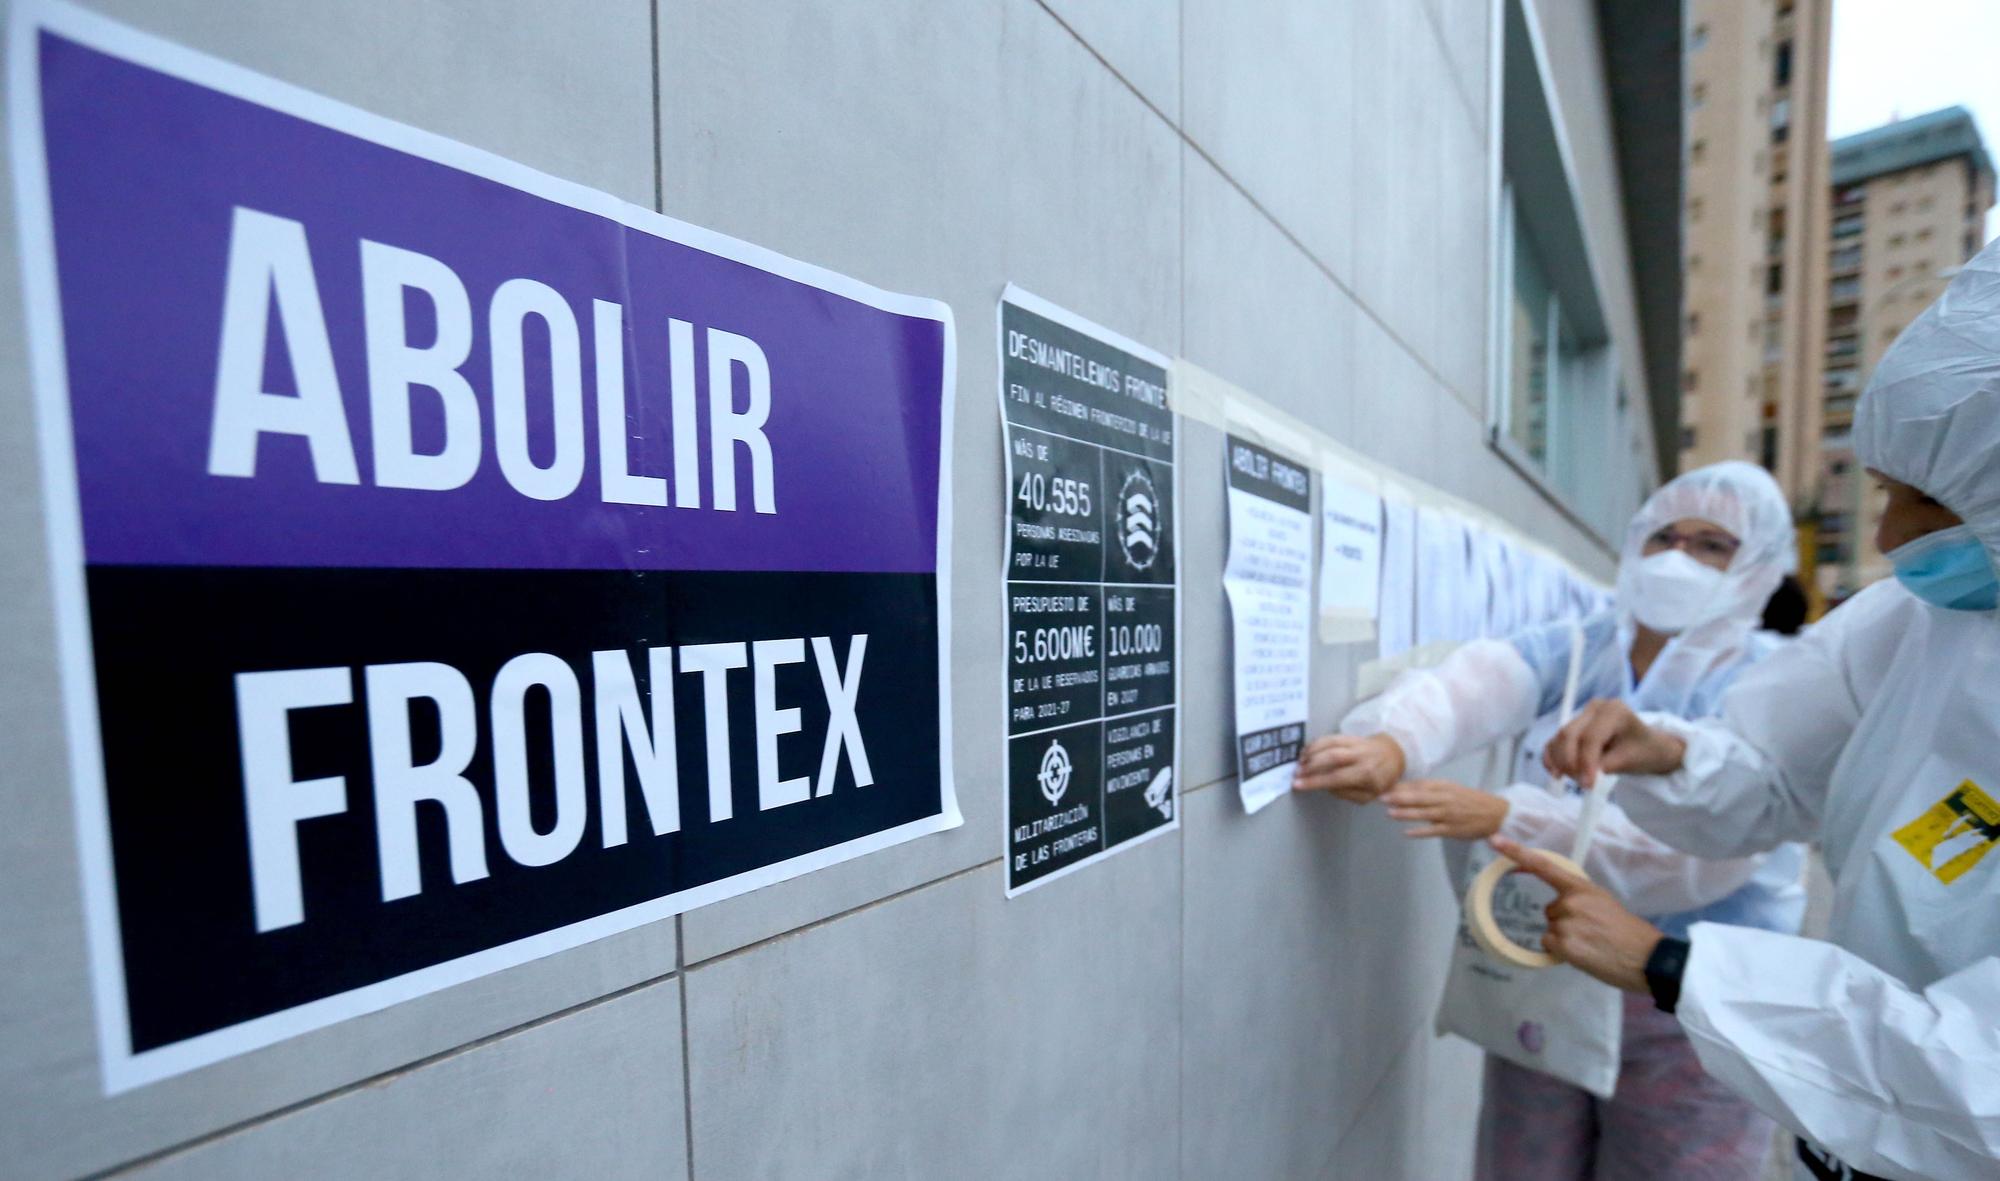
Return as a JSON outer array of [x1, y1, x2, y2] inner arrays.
[[1644, 935, 1691, 1014]]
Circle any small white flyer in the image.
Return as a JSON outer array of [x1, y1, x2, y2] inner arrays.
[[1224, 434, 1315, 813]]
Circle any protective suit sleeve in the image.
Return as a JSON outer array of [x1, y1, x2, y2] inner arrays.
[[1679, 922, 2000, 1181], [1338, 639, 1541, 776], [1608, 589, 1881, 859], [1494, 787, 1765, 917]]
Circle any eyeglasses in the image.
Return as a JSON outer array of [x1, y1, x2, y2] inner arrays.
[[1644, 526, 1740, 565]]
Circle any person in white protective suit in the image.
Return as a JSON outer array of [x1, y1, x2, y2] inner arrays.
[[1292, 460, 1807, 1181], [1520, 244, 2000, 1181]]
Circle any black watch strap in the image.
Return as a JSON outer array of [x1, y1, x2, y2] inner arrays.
[[1643, 935, 1690, 1014]]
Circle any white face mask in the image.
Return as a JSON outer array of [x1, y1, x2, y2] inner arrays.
[[1627, 549, 1727, 633]]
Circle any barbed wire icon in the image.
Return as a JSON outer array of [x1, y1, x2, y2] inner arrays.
[[1117, 469, 1159, 571]]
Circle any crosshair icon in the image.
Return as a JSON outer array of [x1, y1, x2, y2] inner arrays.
[[1038, 738, 1073, 805]]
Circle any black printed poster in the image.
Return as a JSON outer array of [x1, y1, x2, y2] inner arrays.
[[998, 287, 1179, 895]]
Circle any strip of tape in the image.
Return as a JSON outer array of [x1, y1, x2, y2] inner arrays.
[[1317, 610, 1376, 647], [1465, 851, 1587, 970]]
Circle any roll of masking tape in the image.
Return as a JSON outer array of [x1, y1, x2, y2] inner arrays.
[[1465, 851, 1586, 970]]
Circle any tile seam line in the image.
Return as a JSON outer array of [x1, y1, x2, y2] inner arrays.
[[680, 757, 1221, 974], [1320, 1013, 1440, 1171], [1025, 0, 1474, 410], [1416, 0, 1488, 141], [683, 778, 1246, 976], [1176, 6, 1189, 1170], [677, 915, 696, 1181], [658, 5, 688, 1173], [681, 855, 994, 969], [650, 0, 663, 214], [82, 966, 683, 1180]]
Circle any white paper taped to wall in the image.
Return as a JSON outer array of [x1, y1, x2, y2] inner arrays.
[[1316, 458, 1382, 646], [1376, 485, 1418, 661], [1165, 359, 1614, 690]]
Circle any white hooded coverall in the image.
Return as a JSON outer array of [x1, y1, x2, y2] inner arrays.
[[1615, 244, 2000, 1181]]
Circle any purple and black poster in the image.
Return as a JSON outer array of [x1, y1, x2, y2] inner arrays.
[[11, 2, 959, 1091]]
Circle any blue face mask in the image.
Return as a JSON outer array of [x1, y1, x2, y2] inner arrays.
[[1888, 524, 2000, 611]]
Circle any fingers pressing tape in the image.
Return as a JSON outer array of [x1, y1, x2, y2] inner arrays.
[[1465, 850, 1587, 970]]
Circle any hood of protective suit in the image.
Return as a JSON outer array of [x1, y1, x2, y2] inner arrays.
[[1855, 239, 2000, 570], [1611, 461, 1795, 715], [1614, 460, 1796, 636]]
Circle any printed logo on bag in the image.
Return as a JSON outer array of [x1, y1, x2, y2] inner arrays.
[[1892, 778, 2000, 884]]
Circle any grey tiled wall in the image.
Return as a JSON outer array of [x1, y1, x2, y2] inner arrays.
[[0, 0, 1643, 1176]]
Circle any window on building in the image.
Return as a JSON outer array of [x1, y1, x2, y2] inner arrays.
[[1825, 393, 1858, 418], [1766, 264, 1784, 295], [1680, 426, 1697, 451], [1889, 233, 1907, 248], [1688, 196, 1704, 222], [1690, 82, 1706, 109], [1691, 139, 1707, 165], [1829, 334, 1859, 358], [1775, 40, 1794, 87], [1833, 214, 1865, 238], [1837, 185, 1867, 206], [1684, 367, 1698, 391], [1686, 311, 1700, 336], [1771, 98, 1791, 143], [1690, 23, 1708, 50], [1825, 366, 1860, 391], [1831, 244, 1862, 271], [1492, 0, 1628, 540]]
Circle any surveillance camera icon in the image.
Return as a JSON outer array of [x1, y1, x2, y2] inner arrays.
[[1143, 766, 1173, 820]]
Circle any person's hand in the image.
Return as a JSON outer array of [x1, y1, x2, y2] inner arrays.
[[1292, 734, 1406, 803], [1541, 699, 1688, 786], [1493, 836, 1660, 993], [1383, 779, 1508, 840]]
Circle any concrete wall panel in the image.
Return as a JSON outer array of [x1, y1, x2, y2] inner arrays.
[[121, 982, 688, 1181], [1182, 0, 1356, 281], [657, 0, 1184, 965], [683, 839, 1180, 1179]]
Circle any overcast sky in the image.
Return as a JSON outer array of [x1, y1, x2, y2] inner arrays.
[[1828, 0, 2000, 242]]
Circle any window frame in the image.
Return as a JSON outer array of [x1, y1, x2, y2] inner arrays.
[[1484, 0, 1636, 546]]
